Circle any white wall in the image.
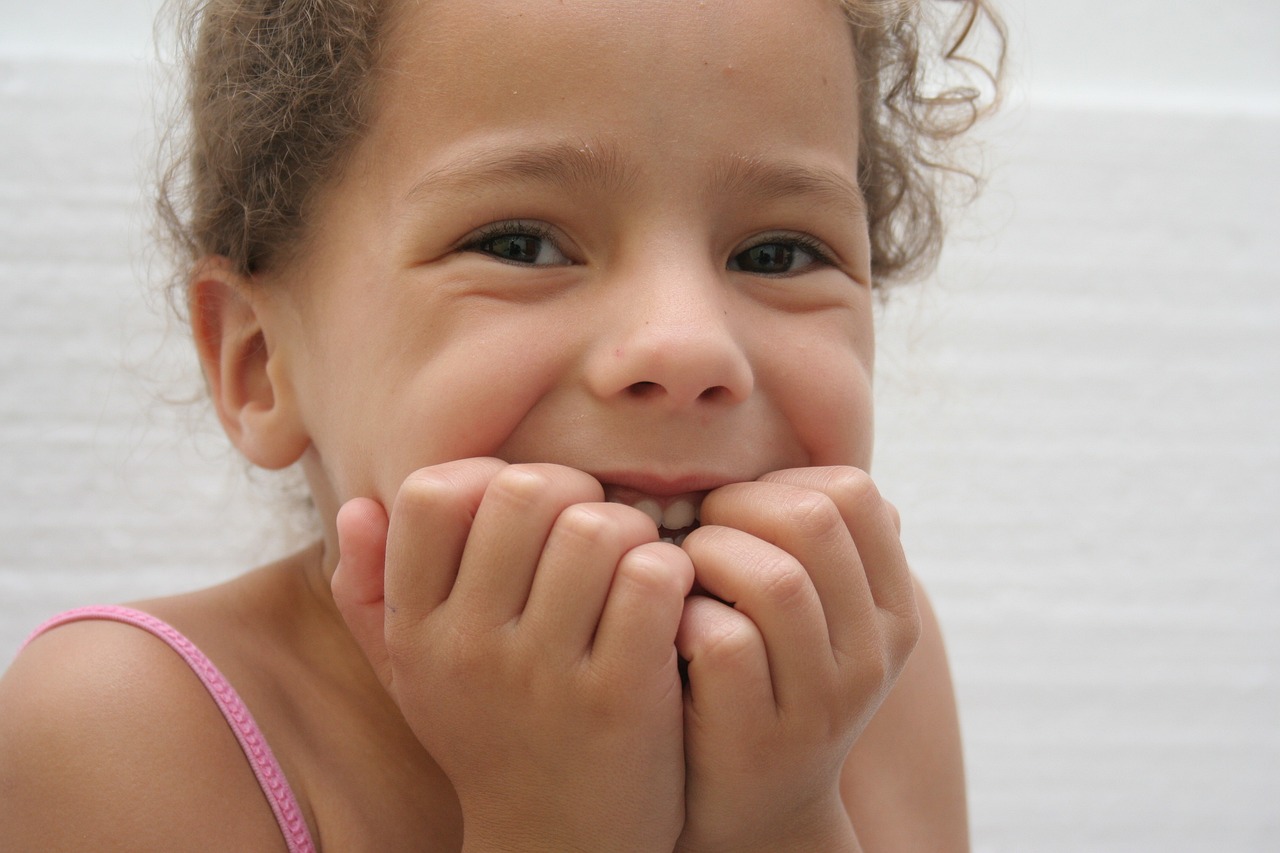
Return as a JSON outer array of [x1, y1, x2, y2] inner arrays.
[[0, 0, 164, 60], [3, 2, 1278, 850]]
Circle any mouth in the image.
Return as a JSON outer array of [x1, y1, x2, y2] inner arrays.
[[601, 484, 704, 544]]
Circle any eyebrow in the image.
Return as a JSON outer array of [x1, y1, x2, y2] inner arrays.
[[710, 154, 868, 222], [404, 139, 637, 202], [403, 139, 867, 221]]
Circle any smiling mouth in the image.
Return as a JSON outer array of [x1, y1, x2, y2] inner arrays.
[[603, 488, 703, 544]]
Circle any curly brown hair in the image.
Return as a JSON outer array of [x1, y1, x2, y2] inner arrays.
[[157, 0, 1004, 292], [845, 0, 1006, 283]]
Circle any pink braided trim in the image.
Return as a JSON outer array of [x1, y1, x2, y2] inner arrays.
[[23, 606, 316, 853]]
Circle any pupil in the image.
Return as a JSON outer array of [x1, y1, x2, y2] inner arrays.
[[492, 235, 540, 262], [748, 243, 792, 273]]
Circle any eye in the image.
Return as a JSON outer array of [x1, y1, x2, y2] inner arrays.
[[728, 234, 831, 276], [461, 221, 572, 266]]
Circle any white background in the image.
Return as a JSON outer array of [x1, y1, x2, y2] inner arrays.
[[2, 2, 1278, 850]]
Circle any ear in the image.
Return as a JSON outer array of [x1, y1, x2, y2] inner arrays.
[[188, 258, 309, 470]]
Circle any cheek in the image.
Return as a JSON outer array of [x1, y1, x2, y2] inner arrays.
[[800, 367, 875, 469], [371, 323, 577, 495], [761, 329, 875, 470]]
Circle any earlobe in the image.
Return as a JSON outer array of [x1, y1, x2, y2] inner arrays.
[[188, 258, 309, 470]]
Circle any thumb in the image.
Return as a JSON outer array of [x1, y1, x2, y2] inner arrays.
[[331, 497, 393, 687]]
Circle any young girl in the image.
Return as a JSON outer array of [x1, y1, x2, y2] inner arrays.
[[1, 0, 1002, 849]]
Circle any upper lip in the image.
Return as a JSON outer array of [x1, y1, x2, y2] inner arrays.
[[593, 471, 749, 503]]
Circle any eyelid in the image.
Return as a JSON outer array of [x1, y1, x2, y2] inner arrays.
[[457, 219, 577, 262], [460, 216, 555, 245], [731, 231, 838, 270]]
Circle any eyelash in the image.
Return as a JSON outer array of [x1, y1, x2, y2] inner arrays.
[[458, 220, 837, 273], [733, 232, 837, 273], [458, 220, 569, 263]]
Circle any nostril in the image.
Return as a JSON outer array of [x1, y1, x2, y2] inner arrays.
[[698, 385, 729, 402], [627, 381, 662, 398], [626, 381, 734, 402]]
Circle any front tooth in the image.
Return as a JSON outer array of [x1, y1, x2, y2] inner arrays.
[[632, 498, 663, 528], [662, 499, 696, 530]]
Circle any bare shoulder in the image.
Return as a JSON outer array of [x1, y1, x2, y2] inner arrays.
[[0, 615, 287, 852], [841, 574, 969, 853]]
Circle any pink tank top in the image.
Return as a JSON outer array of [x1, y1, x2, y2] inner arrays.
[[23, 606, 316, 853]]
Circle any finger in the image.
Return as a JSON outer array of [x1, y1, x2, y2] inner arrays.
[[332, 497, 392, 686], [759, 467, 915, 622], [885, 499, 902, 535], [680, 523, 835, 707], [452, 463, 604, 625], [384, 457, 507, 624], [522, 502, 660, 655], [700, 481, 869, 653], [593, 541, 694, 680], [676, 594, 774, 724]]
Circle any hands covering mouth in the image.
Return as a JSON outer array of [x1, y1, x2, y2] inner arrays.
[[331, 458, 919, 852]]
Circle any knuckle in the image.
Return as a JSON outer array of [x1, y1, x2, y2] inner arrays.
[[490, 463, 604, 513], [552, 502, 637, 548], [699, 616, 758, 667], [556, 502, 617, 543], [854, 615, 920, 693], [862, 656, 890, 694], [558, 502, 658, 551], [488, 463, 555, 506], [896, 606, 923, 657], [829, 467, 881, 516], [751, 554, 811, 612], [394, 468, 455, 516], [618, 544, 686, 594], [786, 489, 845, 539], [886, 500, 903, 534]]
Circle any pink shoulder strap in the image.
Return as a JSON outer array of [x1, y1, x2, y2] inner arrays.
[[23, 606, 316, 853]]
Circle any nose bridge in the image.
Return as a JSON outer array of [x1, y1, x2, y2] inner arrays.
[[587, 254, 755, 407]]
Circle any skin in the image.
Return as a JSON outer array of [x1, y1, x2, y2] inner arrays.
[[0, 0, 968, 850]]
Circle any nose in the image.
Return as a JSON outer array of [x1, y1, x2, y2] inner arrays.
[[586, 262, 754, 409]]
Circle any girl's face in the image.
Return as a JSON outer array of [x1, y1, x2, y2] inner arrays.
[[265, 0, 873, 522]]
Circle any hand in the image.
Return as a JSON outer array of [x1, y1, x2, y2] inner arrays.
[[674, 466, 920, 852], [332, 459, 694, 852]]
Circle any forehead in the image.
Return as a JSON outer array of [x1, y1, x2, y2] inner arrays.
[[383, 0, 856, 73], [369, 0, 861, 162]]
